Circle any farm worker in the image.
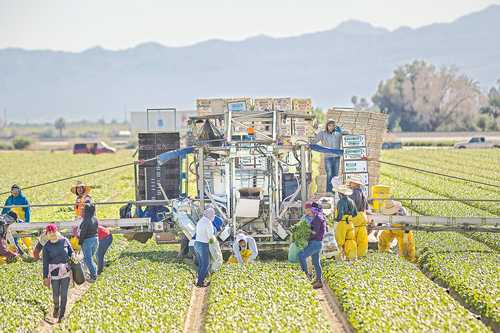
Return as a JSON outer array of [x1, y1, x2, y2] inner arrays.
[[2, 184, 31, 253], [33, 229, 63, 261], [302, 201, 315, 224], [194, 207, 215, 287], [2, 184, 31, 222], [79, 203, 99, 282], [71, 181, 92, 218], [311, 120, 345, 192], [228, 233, 258, 264], [298, 201, 327, 289], [378, 201, 416, 262], [348, 176, 369, 257], [96, 224, 113, 275], [334, 185, 358, 260], [0, 214, 19, 264], [42, 224, 74, 323]]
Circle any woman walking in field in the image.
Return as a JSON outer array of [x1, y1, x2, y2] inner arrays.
[[42, 224, 74, 323]]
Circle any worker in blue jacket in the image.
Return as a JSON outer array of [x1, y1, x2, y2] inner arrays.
[[2, 185, 31, 254], [2, 184, 30, 223]]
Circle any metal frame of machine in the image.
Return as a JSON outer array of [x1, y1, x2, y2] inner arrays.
[[188, 108, 315, 245]]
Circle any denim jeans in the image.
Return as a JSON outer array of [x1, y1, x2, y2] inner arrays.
[[298, 240, 323, 281], [194, 241, 210, 286], [82, 236, 98, 280], [96, 235, 113, 275], [325, 157, 340, 192], [51, 277, 70, 319]]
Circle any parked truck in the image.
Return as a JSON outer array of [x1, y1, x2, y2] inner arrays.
[[454, 137, 499, 149]]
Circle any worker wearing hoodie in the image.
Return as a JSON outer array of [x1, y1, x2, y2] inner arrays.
[[2, 184, 30, 222], [311, 120, 345, 192], [79, 203, 99, 282], [228, 233, 258, 264]]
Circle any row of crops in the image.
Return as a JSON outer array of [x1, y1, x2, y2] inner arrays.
[[0, 151, 136, 221], [379, 148, 499, 330], [0, 149, 498, 332]]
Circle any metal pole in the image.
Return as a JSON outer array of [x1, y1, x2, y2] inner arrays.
[[300, 145, 308, 205], [198, 147, 205, 212], [146, 108, 150, 132], [134, 163, 139, 201]]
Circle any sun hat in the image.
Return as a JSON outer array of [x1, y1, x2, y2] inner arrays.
[[333, 185, 353, 196], [381, 200, 402, 215], [71, 181, 91, 195]]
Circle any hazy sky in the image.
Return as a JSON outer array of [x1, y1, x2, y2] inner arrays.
[[1, 0, 499, 52]]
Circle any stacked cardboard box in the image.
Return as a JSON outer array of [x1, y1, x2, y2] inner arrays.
[[324, 108, 387, 195], [292, 98, 313, 114], [196, 98, 225, 116], [273, 98, 292, 112], [254, 98, 274, 112]]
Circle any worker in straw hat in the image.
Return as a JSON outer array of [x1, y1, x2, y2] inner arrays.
[[378, 200, 416, 262], [347, 176, 369, 258], [71, 181, 92, 218], [333, 185, 357, 260]]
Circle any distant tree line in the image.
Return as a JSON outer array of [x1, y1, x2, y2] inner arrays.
[[352, 60, 500, 132]]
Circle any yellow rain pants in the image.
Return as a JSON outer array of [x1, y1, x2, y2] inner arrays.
[[228, 249, 253, 264], [378, 227, 416, 262], [351, 212, 368, 258], [335, 217, 357, 260]]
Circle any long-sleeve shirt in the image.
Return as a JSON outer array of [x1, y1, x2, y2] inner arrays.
[[42, 238, 73, 278], [78, 217, 98, 245], [311, 127, 344, 157], [2, 193, 30, 222], [195, 217, 214, 243], [309, 215, 326, 241], [233, 234, 258, 264], [336, 197, 358, 222], [0, 238, 17, 259], [350, 188, 368, 212]]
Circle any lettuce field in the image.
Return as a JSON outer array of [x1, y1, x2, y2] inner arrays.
[[0, 148, 498, 332]]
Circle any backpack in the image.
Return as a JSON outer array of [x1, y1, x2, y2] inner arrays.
[[119, 203, 133, 219]]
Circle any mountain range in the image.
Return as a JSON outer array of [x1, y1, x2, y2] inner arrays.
[[1, 5, 500, 122]]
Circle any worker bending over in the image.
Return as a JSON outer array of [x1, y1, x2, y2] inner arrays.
[[348, 176, 369, 257], [0, 214, 18, 263], [334, 185, 358, 260], [378, 201, 416, 262], [228, 233, 258, 264]]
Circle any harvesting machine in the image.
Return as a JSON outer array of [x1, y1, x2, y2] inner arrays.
[[4, 98, 500, 250]]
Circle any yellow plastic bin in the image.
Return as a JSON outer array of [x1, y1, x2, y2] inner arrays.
[[371, 185, 392, 212]]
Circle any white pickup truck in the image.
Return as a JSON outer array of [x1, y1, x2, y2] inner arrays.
[[454, 137, 499, 149]]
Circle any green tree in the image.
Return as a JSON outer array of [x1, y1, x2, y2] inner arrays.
[[480, 80, 500, 119], [373, 61, 483, 131], [54, 117, 66, 138]]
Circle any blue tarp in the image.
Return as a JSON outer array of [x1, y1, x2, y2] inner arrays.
[[157, 147, 195, 165], [308, 144, 343, 156]]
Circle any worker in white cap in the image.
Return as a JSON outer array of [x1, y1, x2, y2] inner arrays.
[[347, 176, 369, 257], [378, 200, 416, 262], [333, 185, 357, 260], [228, 233, 258, 264]]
